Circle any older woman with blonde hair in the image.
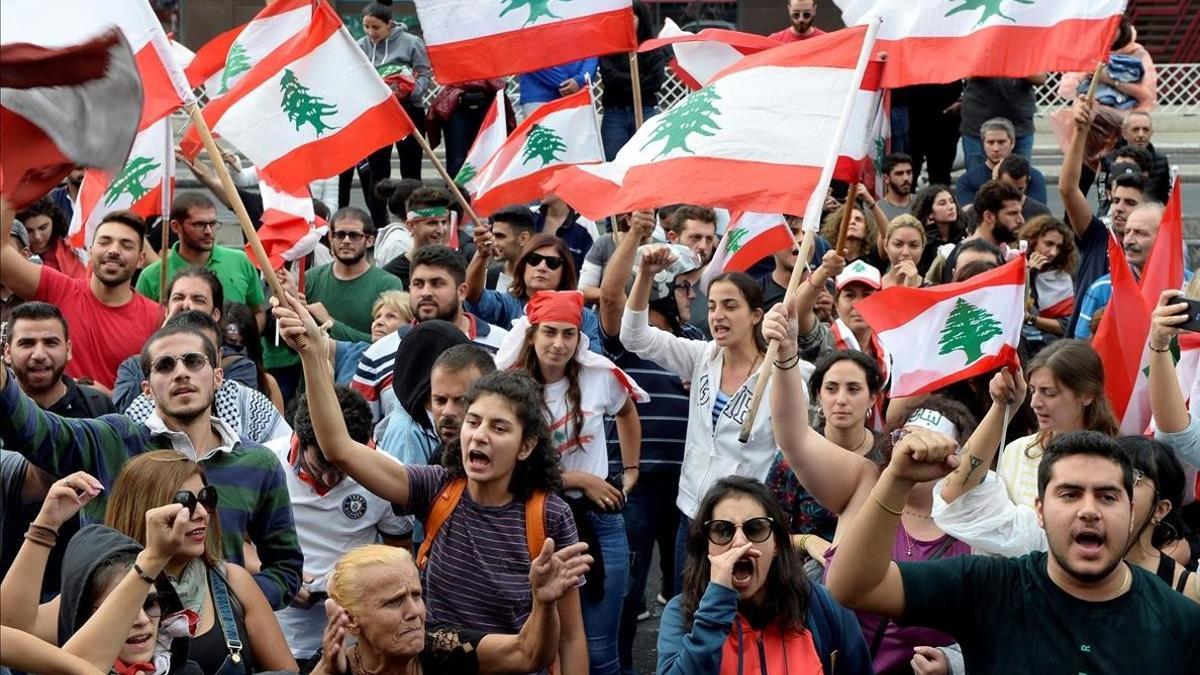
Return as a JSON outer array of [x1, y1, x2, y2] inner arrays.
[[311, 541, 591, 674], [332, 289, 415, 383]]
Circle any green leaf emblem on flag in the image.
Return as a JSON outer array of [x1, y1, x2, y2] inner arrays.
[[455, 163, 478, 186], [874, 136, 887, 177], [280, 69, 339, 136], [102, 156, 160, 207], [945, 0, 1034, 28], [219, 42, 251, 94], [521, 124, 568, 167], [641, 87, 722, 160], [937, 298, 1004, 364], [499, 0, 568, 27], [724, 227, 749, 254]]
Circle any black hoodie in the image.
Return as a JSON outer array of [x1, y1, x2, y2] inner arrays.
[[390, 320, 471, 437], [58, 524, 197, 674]]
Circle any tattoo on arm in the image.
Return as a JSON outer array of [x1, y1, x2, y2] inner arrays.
[[960, 455, 984, 486]]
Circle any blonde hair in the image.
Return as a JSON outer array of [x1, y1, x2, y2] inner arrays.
[[372, 290, 414, 324], [104, 451, 224, 565], [328, 545, 414, 615], [884, 214, 926, 246]]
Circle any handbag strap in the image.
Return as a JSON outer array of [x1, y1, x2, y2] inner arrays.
[[207, 566, 245, 671]]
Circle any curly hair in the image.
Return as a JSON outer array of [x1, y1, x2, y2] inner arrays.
[[820, 202, 878, 262], [680, 477, 810, 631], [440, 371, 563, 501], [16, 197, 69, 244], [295, 385, 374, 448], [1019, 215, 1078, 274], [509, 234, 578, 298]]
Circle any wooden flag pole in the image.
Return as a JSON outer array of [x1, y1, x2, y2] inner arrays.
[[411, 129, 485, 229], [158, 120, 173, 306], [835, 184, 858, 255], [737, 183, 857, 442], [629, 52, 645, 129], [1085, 62, 1104, 106]]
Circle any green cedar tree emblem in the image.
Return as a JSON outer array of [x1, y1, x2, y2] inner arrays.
[[102, 156, 161, 207], [723, 228, 749, 254], [376, 64, 411, 79], [455, 162, 478, 186], [945, 0, 1034, 28], [521, 124, 568, 167], [937, 298, 1004, 364], [280, 69, 339, 136], [641, 87, 722, 159], [219, 42, 251, 94], [499, 0, 568, 27], [874, 136, 887, 178]]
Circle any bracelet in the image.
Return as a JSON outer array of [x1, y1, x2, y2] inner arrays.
[[1149, 343, 1172, 353], [622, 466, 640, 472], [797, 534, 812, 552], [872, 495, 904, 517], [23, 524, 58, 548], [131, 562, 157, 585], [775, 353, 801, 370]]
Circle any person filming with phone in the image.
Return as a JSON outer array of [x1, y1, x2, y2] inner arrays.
[[1148, 286, 1200, 476]]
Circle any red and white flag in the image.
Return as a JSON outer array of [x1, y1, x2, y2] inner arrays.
[[253, 182, 326, 272], [455, 91, 509, 194], [836, 0, 1128, 88], [641, 17, 780, 90], [0, 30, 142, 210], [855, 257, 1025, 398], [701, 212, 795, 289], [548, 25, 877, 221], [184, 0, 313, 99], [180, 1, 416, 195], [413, 0, 636, 84], [833, 60, 888, 197], [468, 87, 604, 217]]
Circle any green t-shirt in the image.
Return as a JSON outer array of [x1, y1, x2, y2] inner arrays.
[[303, 263, 404, 343], [899, 551, 1200, 674], [136, 244, 266, 309]]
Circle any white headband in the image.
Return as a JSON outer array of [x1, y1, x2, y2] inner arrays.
[[905, 408, 959, 441]]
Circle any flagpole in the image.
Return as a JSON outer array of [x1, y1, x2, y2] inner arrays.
[[629, 52, 645, 129], [834, 183, 858, 256], [159, 118, 174, 306], [411, 129, 485, 229], [738, 17, 882, 443]]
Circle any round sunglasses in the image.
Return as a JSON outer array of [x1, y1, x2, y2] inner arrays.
[[703, 517, 774, 546], [150, 352, 210, 375]]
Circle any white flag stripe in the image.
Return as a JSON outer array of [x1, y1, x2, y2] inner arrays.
[[878, 283, 1025, 394], [657, 18, 750, 87], [69, 116, 171, 244], [417, 0, 630, 45], [838, 0, 1126, 38], [475, 106, 602, 188], [203, 6, 313, 95], [213, 34, 393, 166], [462, 92, 508, 193], [839, 88, 881, 160]]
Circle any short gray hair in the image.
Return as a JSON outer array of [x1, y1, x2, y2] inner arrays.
[[979, 117, 1015, 142]]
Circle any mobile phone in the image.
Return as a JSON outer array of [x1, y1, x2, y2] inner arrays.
[[1179, 297, 1200, 333]]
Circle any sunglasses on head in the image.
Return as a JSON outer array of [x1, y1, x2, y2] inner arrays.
[[151, 352, 210, 375], [704, 517, 774, 546], [173, 485, 218, 517], [526, 252, 565, 270]]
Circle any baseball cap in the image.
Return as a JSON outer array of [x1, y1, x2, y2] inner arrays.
[[9, 220, 29, 249], [632, 243, 703, 301], [835, 259, 882, 291]]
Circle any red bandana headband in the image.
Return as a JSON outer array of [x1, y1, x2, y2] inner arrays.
[[526, 290, 584, 327]]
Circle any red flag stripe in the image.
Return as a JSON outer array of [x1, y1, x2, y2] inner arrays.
[[0, 106, 75, 209], [1091, 234, 1146, 422], [425, 9, 635, 84], [713, 25, 867, 79], [134, 42, 186, 130], [473, 87, 592, 191], [473, 166, 572, 217], [185, 23, 243, 88], [1139, 176, 1184, 308], [855, 257, 1027, 333], [724, 226, 796, 273], [894, 345, 1020, 399], [639, 27, 780, 54]]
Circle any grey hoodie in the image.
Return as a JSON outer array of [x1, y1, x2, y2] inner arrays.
[[357, 22, 433, 103]]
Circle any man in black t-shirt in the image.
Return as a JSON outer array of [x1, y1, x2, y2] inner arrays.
[[827, 430, 1200, 674], [3, 302, 114, 419]]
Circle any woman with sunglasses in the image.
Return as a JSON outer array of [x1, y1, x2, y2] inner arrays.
[[658, 476, 870, 674], [497, 289, 646, 675], [1, 470, 199, 674], [466, 232, 605, 353], [103, 451, 298, 674], [764, 298, 979, 674]]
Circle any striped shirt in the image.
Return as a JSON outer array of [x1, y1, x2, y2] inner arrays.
[[402, 465, 579, 634], [0, 373, 302, 609]]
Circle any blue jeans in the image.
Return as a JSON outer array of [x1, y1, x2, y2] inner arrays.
[[673, 511, 692, 596], [601, 106, 659, 161], [961, 133, 1033, 173], [582, 510, 629, 675], [618, 470, 680, 675]]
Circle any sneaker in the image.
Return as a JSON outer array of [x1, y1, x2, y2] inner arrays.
[[636, 608, 651, 621], [655, 593, 668, 605]]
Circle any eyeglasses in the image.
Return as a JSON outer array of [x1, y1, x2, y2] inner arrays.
[[675, 280, 695, 295], [703, 517, 774, 546], [185, 219, 220, 231], [331, 231, 367, 241], [526, 252, 565, 270], [150, 352, 210, 375], [173, 484, 218, 517], [95, 593, 162, 618], [790, 9, 815, 19]]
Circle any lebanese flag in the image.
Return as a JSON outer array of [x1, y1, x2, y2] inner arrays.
[[184, 0, 313, 98], [855, 257, 1025, 398], [455, 91, 509, 194], [641, 17, 780, 90], [1177, 333, 1200, 420], [252, 182, 327, 272], [1034, 271, 1075, 320], [1140, 177, 1185, 310], [180, 1, 416, 195], [468, 87, 603, 217], [832, 60, 888, 196], [836, 0, 1127, 88], [700, 212, 795, 289], [0, 30, 142, 210], [413, 0, 636, 84], [547, 26, 875, 220], [67, 116, 174, 248], [2, 0, 194, 131]]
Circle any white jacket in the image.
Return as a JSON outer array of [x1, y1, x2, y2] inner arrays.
[[932, 471, 1047, 557], [620, 308, 812, 518]]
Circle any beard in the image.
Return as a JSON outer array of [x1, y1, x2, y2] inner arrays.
[[14, 362, 65, 394], [890, 179, 912, 196], [1048, 543, 1125, 585], [993, 222, 1018, 244], [335, 249, 366, 266], [416, 300, 459, 323]]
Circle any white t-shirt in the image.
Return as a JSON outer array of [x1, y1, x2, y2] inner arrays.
[[269, 440, 412, 658], [544, 368, 629, 495], [996, 433, 1042, 509]]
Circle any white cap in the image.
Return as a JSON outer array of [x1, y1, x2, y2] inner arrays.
[[835, 259, 882, 291]]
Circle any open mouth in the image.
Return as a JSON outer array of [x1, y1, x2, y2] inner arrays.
[[731, 557, 754, 589], [711, 325, 730, 340], [467, 449, 491, 471], [126, 632, 153, 646], [1073, 531, 1105, 555], [187, 526, 206, 541]]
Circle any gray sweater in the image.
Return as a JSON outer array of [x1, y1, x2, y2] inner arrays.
[[357, 23, 433, 103]]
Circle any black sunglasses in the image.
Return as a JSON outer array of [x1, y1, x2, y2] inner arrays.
[[151, 352, 210, 375], [173, 485, 218, 517], [704, 517, 774, 546], [791, 9, 815, 19], [331, 231, 367, 241], [526, 252, 565, 270], [94, 592, 161, 618], [675, 279, 695, 295]]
